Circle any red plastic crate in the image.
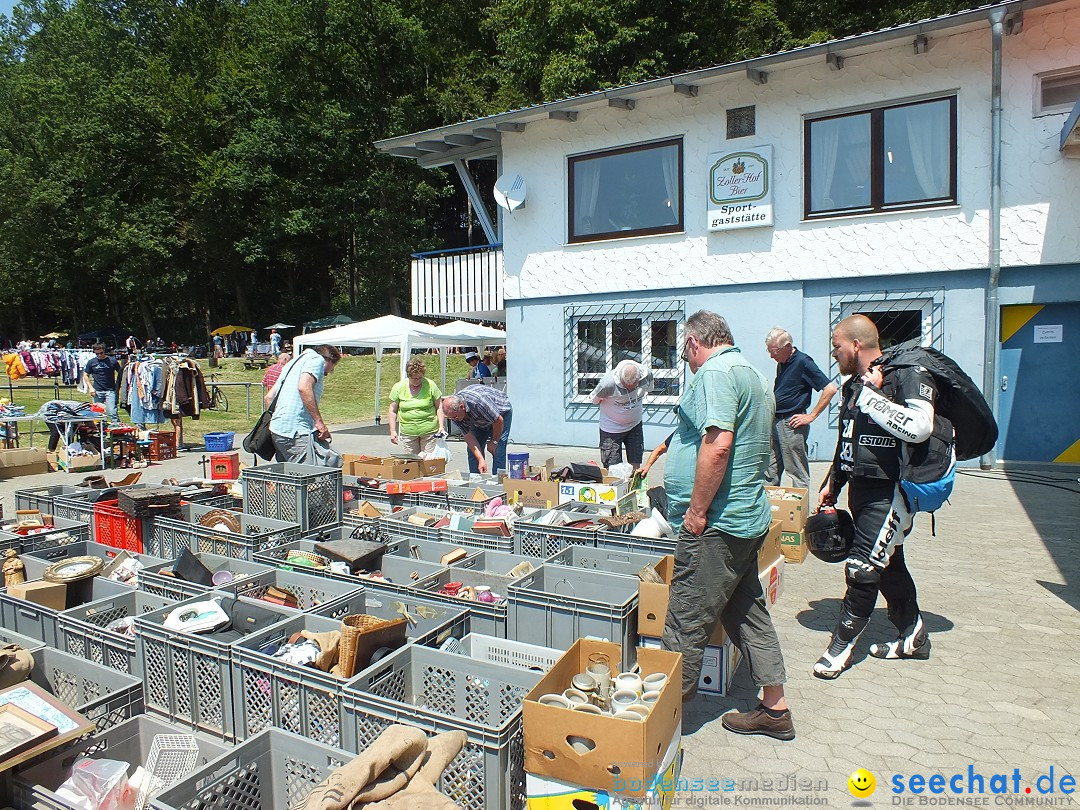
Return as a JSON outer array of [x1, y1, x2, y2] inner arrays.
[[93, 499, 144, 553]]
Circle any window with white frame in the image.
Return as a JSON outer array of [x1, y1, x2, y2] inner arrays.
[[566, 303, 684, 405], [804, 96, 957, 218], [1035, 67, 1080, 116], [568, 138, 683, 243]]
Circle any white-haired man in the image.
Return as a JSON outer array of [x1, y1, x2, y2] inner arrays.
[[590, 359, 654, 468], [764, 327, 838, 491]]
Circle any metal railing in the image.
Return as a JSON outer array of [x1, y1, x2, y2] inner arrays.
[[410, 243, 503, 317]]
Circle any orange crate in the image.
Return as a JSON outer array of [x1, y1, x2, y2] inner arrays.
[[93, 499, 144, 553], [210, 452, 240, 480], [148, 431, 176, 461]]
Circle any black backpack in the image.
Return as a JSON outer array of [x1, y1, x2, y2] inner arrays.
[[873, 346, 998, 462]]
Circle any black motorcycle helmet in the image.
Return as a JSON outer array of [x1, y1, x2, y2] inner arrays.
[[805, 507, 855, 563]]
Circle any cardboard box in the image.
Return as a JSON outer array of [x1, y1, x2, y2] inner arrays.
[[7, 579, 67, 611], [523, 640, 682, 797], [0, 447, 49, 478], [758, 557, 785, 607], [526, 734, 683, 809], [781, 530, 807, 564], [558, 477, 629, 505], [504, 480, 563, 510], [758, 520, 782, 573], [637, 555, 727, 645], [765, 486, 809, 532], [640, 635, 740, 696], [45, 447, 102, 473], [343, 455, 445, 481]]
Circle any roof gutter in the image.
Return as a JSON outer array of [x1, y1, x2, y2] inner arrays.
[[981, 7, 1006, 469]]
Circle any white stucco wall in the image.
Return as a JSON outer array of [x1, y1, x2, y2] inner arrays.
[[499, 2, 1080, 302]]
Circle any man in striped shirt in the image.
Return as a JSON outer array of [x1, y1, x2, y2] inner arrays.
[[441, 387, 512, 474]]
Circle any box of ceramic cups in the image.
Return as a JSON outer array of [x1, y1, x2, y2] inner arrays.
[[522, 639, 682, 797]]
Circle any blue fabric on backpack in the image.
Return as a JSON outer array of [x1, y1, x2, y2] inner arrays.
[[900, 464, 955, 513]]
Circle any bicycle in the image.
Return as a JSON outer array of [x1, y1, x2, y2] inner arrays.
[[207, 373, 230, 412]]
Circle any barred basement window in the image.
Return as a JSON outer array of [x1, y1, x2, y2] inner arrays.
[[727, 105, 756, 139], [565, 301, 685, 405]]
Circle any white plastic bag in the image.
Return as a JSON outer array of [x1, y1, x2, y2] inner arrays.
[[55, 758, 130, 810], [427, 437, 453, 463]]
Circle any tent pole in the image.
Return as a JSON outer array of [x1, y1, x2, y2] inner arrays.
[[440, 348, 448, 391], [374, 347, 383, 425]]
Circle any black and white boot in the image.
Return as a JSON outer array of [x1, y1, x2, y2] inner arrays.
[[869, 614, 930, 660], [813, 609, 868, 680]]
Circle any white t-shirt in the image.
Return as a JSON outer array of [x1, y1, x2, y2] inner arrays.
[[590, 361, 654, 433]]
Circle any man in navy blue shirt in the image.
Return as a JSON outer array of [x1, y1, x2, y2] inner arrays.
[[83, 343, 121, 423], [764, 328, 837, 490]]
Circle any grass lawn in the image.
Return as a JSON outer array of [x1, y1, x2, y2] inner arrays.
[[2, 353, 472, 445]]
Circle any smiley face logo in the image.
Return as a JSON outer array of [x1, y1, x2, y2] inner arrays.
[[848, 768, 876, 798]]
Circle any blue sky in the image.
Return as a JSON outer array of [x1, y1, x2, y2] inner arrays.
[[0, 0, 15, 20]]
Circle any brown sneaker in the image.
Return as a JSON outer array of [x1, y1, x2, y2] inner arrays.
[[721, 704, 795, 741]]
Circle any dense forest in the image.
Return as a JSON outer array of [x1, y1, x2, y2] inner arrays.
[[0, 0, 979, 343]]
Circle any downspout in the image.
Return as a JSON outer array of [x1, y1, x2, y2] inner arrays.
[[981, 7, 1005, 470]]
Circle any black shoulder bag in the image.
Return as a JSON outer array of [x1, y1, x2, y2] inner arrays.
[[243, 353, 305, 461]]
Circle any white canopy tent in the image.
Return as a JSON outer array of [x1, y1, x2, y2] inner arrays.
[[292, 314, 506, 423]]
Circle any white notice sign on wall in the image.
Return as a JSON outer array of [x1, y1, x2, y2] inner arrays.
[[708, 145, 773, 232], [1033, 325, 1063, 343]]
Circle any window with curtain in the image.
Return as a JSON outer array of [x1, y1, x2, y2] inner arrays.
[[568, 138, 683, 243], [805, 97, 956, 218]]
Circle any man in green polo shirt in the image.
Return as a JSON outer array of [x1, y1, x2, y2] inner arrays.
[[662, 310, 795, 741]]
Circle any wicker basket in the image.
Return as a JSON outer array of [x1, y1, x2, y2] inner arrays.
[[337, 614, 407, 679]]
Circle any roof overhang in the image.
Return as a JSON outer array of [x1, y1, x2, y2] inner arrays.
[[1061, 98, 1080, 157], [376, 0, 1062, 168]]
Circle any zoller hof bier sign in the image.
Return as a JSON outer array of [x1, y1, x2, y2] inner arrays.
[[708, 145, 773, 232]]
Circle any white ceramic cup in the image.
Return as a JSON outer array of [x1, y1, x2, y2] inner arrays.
[[587, 663, 612, 698], [641, 673, 668, 692], [625, 703, 650, 719], [614, 672, 643, 695], [612, 709, 645, 722], [641, 690, 662, 706], [571, 703, 603, 715], [567, 734, 596, 753], [563, 688, 589, 705], [610, 689, 639, 711], [538, 693, 572, 709], [571, 673, 597, 693]]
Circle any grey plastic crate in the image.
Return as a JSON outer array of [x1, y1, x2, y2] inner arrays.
[[137, 593, 299, 739], [378, 506, 449, 543], [9, 646, 144, 736], [242, 462, 342, 531], [546, 544, 666, 576], [351, 554, 447, 595], [387, 536, 481, 566], [450, 633, 563, 673], [455, 549, 543, 578], [0, 577, 132, 649], [0, 626, 46, 651], [14, 714, 229, 810], [342, 474, 418, 509], [51, 485, 142, 531], [0, 529, 20, 553], [58, 589, 178, 674], [151, 728, 350, 810], [148, 502, 301, 561], [361, 589, 471, 647], [342, 645, 543, 810], [416, 483, 505, 514], [512, 512, 604, 558], [227, 568, 366, 619], [22, 540, 168, 584], [596, 528, 678, 557], [139, 553, 273, 602], [14, 483, 93, 513], [14, 516, 93, 553], [507, 564, 639, 665], [409, 567, 517, 637]]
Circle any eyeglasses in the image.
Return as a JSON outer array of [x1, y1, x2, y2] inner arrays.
[[681, 336, 696, 362]]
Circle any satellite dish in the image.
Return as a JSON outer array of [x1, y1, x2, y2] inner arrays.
[[493, 174, 527, 212]]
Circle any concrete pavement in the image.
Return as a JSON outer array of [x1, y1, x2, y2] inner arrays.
[[1, 424, 1078, 808]]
